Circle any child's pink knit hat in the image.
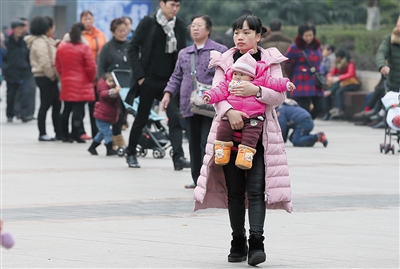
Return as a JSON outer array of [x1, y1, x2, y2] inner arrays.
[[232, 49, 257, 78]]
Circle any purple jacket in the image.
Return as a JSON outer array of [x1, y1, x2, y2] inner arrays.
[[163, 38, 228, 117]]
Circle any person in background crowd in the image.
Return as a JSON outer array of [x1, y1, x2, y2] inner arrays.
[[320, 44, 335, 76], [80, 10, 107, 140], [0, 32, 6, 102], [88, 73, 120, 156], [260, 19, 292, 57], [3, 20, 32, 123], [193, 14, 292, 266], [284, 23, 324, 119], [97, 18, 130, 152], [325, 49, 360, 119], [55, 22, 97, 143], [125, 0, 190, 170], [122, 16, 135, 41], [277, 98, 328, 147], [19, 17, 37, 121], [365, 15, 400, 129], [161, 14, 228, 188], [376, 14, 400, 93], [24, 16, 62, 141]]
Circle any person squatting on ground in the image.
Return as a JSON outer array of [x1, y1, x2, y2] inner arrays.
[[203, 49, 295, 170], [193, 14, 292, 267], [160, 14, 228, 188], [276, 98, 328, 147], [3, 20, 33, 124], [55, 22, 97, 143], [124, 0, 190, 170], [88, 73, 121, 156], [24, 16, 62, 141]]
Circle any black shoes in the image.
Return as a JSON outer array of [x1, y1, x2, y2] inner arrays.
[[228, 235, 248, 263], [174, 156, 191, 171], [248, 235, 266, 266], [126, 154, 140, 168]]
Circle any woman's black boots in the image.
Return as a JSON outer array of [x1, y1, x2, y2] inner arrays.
[[228, 235, 248, 262], [248, 235, 266, 266]]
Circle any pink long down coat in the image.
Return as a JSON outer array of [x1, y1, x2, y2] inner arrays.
[[193, 47, 292, 213]]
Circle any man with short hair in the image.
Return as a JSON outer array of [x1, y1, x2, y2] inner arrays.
[[3, 20, 32, 122], [260, 19, 292, 56], [125, 0, 190, 169]]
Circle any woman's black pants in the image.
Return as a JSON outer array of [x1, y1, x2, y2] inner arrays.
[[223, 141, 266, 238]]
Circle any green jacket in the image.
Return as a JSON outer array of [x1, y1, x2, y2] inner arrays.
[[376, 28, 400, 91]]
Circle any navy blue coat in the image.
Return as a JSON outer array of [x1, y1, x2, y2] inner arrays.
[[3, 35, 31, 83], [277, 103, 312, 142]]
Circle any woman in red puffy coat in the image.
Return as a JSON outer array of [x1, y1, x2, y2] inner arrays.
[[55, 22, 97, 143]]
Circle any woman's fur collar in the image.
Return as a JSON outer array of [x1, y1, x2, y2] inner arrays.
[[336, 57, 349, 71], [391, 27, 400, 45], [294, 36, 321, 50]]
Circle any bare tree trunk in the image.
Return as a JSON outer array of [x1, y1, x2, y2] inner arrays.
[[366, 0, 380, 30]]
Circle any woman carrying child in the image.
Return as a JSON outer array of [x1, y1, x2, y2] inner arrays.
[[193, 14, 292, 266], [88, 73, 121, 156], [203, 49, 294, 169]]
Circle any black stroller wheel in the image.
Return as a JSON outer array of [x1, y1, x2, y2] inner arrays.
[[117, 147, 125, 157], [380, 143, 384, 153], [169, 149, 173, 157], [153, 148, 165, 159]]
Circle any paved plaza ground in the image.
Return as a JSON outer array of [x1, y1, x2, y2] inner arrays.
[[0, 85, 399, 268]]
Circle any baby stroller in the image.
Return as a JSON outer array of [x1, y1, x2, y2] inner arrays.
[[379, 91, 400, 154], [111, 70, 172, 159]]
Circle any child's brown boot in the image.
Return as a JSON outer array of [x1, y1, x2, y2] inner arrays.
[[214, 140, 233, 165], [235, 144, 257, 170], [114, 134, 126, 148]]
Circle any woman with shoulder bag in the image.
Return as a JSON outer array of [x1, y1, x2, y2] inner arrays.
[[284, 23, 324, 119], [161, 14, 228, 189]]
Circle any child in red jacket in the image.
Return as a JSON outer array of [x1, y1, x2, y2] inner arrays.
[[88, 73, 121, 156]]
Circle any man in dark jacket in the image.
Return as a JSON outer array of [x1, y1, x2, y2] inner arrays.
[[376, 15, 400, 92], [125, 0, 190, 169], [276, 99, 328, 147], [3, 20, 32, 122], [260, 19, 292, 56]]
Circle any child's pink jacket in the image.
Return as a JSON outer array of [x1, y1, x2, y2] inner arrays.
[[204, 62, 289, 117]]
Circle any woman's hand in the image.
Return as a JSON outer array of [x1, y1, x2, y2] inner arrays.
[[327, 76, 340, 84], [230, 81, 258, 97], [138, 78, 145, 86], [160, 92, 171, 112], [225, 109, 249, 130]]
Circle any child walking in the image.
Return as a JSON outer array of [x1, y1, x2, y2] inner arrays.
[[203, 50, 295, 169], [88, 73, 121, 156]]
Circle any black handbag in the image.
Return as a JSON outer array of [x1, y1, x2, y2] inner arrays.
[[301, 50, 328, 89], [189, 53, 215, 118]]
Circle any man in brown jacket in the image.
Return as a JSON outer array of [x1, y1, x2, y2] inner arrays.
[[260, 19, 292, 56]]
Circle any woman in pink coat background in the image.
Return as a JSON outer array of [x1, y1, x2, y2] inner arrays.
[[193, 14, 292, 266]]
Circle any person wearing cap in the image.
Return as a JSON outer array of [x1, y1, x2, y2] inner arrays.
[[203, 50, 295, 170], [3, 19, 32, 123]]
